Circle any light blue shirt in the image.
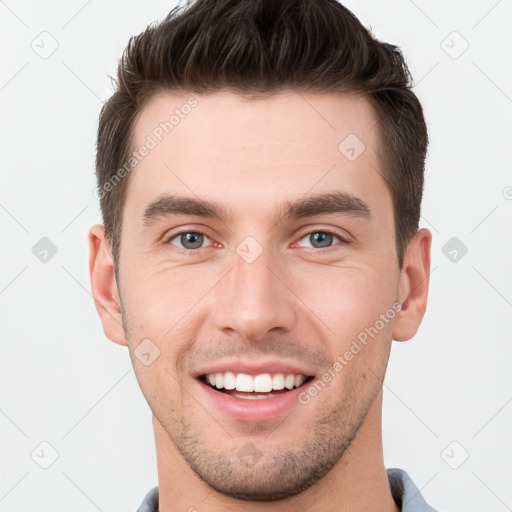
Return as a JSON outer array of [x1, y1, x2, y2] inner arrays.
[[136, 467, 440, 511]]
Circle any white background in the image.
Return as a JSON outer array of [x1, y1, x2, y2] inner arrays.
[[0, 1, 511, 511]]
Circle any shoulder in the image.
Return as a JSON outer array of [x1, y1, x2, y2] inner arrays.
[[387, 468, 441, 512], [136, 485, 159, 512]]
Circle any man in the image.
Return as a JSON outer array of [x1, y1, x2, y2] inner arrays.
[[88, 0, 438, 510]]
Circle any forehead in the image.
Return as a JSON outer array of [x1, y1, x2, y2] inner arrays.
[[124, 90, 389, 223]]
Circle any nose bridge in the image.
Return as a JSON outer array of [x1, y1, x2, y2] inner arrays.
[[213, 240, 296, 340]]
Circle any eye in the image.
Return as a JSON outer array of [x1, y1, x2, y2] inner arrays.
[[164, 229, 347, 253], [295, 230, 345, 249], [166, 231, 214, 251]]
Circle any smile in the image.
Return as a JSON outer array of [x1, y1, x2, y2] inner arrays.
[[196, 371, 315, 419]]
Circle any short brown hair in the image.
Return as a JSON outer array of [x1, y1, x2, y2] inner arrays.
[[95, 0, 428, 271]]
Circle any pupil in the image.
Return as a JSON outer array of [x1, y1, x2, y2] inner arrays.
[[311, 232, 332, 248], [181, 232, 203, 249]]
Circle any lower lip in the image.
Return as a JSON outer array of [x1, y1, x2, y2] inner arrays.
[[195, 379, 310, 422]]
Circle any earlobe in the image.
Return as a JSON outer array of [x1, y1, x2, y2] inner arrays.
[[88, 224, 127, 346], [392, 228, 432, 342]]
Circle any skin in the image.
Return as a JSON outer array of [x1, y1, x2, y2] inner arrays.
[[88, 90, 431, 511]]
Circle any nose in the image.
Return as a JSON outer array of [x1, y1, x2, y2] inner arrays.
[[213, 243, 297, 342]]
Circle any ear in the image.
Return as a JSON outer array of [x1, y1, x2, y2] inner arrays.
[[393, 228, 432, 341], [88, 224, 127, 346]]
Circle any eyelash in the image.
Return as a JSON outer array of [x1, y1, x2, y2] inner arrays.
[[164, 228, 350, 255]]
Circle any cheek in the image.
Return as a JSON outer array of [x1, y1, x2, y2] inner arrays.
[[130, 357, 185, 431], [122, 263, 217, 336], [120, 265, 215, 387], [121, 253, 399, 354], [288, 262, 399, 340]]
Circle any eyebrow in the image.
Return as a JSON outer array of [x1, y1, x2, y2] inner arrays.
[[141, 191, 371, 228]]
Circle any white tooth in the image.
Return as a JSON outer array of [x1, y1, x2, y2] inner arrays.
[[208, 372, 305, 392], [254, 374, 272, 392], [215, 372, 224, 389], [284, 374, 295, 390], [236, 373, 254, 392], [223, 371, 236, 390], [294, 375, 305, 388], [272, 373, 285, 390]]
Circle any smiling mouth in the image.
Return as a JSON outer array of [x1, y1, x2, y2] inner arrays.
[[200, 372, 314, 399]]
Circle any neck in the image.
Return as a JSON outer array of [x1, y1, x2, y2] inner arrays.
[[153, 389, 399, 512]]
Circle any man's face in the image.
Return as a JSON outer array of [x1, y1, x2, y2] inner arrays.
[[115, 91, 404, 500]]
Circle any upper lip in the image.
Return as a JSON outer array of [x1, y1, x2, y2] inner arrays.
[[192, 358, 316, 378]]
